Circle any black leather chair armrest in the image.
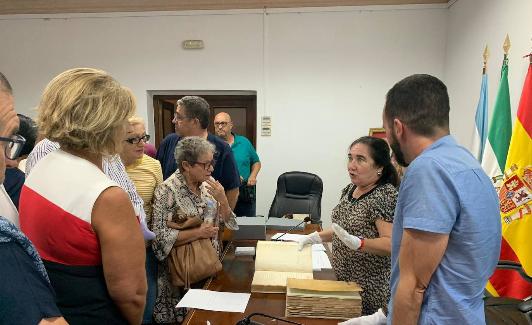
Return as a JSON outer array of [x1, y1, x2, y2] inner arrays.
[[518, 298, 532, 313]]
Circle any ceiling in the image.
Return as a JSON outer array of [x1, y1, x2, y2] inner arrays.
[[0, 0, 449, 15]]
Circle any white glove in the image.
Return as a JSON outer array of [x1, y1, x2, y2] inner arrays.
[[297, 231, 322, 251], [338, 308, 387, 325], [332, 223, 362, 251]]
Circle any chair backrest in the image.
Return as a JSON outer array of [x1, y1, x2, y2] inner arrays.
[[267, 171, 323, 224]]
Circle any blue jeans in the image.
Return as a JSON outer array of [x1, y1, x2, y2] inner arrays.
[[142, 246, 158, 324]]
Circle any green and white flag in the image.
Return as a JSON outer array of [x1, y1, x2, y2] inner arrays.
[[481, 58, 512, 178]]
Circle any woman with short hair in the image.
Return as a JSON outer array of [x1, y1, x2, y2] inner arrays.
[[151, 136, 238, 324], [19, 68, 147, 324]]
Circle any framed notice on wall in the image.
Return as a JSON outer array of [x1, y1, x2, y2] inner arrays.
[[368, 128, 386, 140]]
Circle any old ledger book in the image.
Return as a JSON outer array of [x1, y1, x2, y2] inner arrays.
[[251, 241, 313, 293], [285, 278, 362, 320]]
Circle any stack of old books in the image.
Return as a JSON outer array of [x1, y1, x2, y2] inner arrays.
[[285, 278, 362, 320]]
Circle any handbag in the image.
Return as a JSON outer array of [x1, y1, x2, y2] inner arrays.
[[167, 216, 222, 288]]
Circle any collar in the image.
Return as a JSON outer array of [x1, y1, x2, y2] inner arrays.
[[422, 135, 455, 155]]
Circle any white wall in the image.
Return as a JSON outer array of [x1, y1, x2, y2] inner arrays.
[[444, 0, 532, 148], [0, 5, 448, 227]]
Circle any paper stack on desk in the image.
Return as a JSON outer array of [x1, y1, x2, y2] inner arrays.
[[251, 241, 313, 293], [285, 278, 362, 320]]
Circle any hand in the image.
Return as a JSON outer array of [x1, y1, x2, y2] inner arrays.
[[196, 222, 219, 239], [205, 178, 226, 204], [338, 308, 386, 325], [247, 176, 257, 186], [332, 223, 361, 251], [297, 231, 322, 251]]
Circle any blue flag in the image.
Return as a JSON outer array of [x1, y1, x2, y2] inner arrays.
[[472, 73, 489, 161]]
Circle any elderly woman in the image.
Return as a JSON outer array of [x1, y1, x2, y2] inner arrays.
[[298, 136, 399, 317], [152, 136, 237, 324], [120, 116, 162, 324], [19, 68, 147, 324]]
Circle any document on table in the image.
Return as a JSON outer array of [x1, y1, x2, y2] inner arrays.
[[312, 250, 332, 271], [271, 233, 326, 252], [176, 289, 250, 313], [271, 233, 306, 241]]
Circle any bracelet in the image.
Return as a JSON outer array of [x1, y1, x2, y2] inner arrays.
[[359, 237, 365, 250]]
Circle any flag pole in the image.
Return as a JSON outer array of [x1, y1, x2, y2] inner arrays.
[[525, 37, 532, 62], [503, 34, 511, 65], [483, 45, 489, 75]]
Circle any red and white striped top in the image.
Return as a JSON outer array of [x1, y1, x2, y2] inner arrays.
[[20, 150, 118, 266]]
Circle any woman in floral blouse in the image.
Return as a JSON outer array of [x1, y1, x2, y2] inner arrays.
[[151, 136, 237, 324]]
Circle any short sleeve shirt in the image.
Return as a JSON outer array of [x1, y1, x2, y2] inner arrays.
[[388, 136, 501, 325], [156, 133, 240, 190], [231, 133, 260, 181], [331, 183, 397, 315]]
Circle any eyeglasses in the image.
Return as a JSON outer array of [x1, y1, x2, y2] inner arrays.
[[173, 113, 192, 123], [125, 134, 150, 144], [214, 121, 230, 127], [0, 134, 26, 160], [192, 159, 216, 170]]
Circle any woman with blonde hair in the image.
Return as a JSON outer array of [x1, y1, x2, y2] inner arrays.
[[19, 68, 147, 324], [120, 115, 162, 324]]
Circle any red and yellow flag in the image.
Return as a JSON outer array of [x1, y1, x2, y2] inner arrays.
[[487, 57, 532, 299]]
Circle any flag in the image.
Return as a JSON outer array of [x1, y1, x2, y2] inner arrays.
[[487, 58, 532, 299], [471, 74, 489, 161], [481, 58, 512, 179]]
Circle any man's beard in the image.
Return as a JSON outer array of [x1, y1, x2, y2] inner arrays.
[[390, 133, 409, 167]]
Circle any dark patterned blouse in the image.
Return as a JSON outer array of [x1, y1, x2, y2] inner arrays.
[[331, 183, 398, 315]]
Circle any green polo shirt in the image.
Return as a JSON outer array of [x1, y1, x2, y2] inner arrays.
[[231, 133, 260, 181]]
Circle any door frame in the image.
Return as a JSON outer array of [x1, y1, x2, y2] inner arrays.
[[147, 90, 258, 148]]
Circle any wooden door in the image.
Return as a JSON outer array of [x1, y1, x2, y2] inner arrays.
[[152, 94, 257, 148], [153, 99, 175, 146]]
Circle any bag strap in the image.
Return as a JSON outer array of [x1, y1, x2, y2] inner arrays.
[[184, 244, 190, 289]]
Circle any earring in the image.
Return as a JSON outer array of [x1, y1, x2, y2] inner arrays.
[[377, 171, 382, 176]]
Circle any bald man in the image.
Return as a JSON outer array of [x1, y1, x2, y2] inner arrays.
[[214, 112, 261, 217]]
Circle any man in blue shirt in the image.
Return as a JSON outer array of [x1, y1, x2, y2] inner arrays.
[[156, 96, 240, 209], [214, 112, 261, 217], [383, 74, 501, 324]]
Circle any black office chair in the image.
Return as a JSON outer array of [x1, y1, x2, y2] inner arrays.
[[267, 171, 323, 224], [485, 261, 532, 325]]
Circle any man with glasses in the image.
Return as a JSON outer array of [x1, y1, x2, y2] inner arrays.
[[214, 112, 261, 217], [0, 72, 68, 324], [156, 96, 240, 209], [3, 114, 37, 209]]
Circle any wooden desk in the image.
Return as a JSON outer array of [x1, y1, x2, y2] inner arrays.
[[183, 224, 341, 325]]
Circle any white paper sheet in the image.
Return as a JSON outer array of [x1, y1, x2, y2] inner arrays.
[[271, 233, 306, 241], [312, 250, 332, 271], [312, 243, 326, 251], [176, 289, 250, 313], [271, 234, 326, 252]]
